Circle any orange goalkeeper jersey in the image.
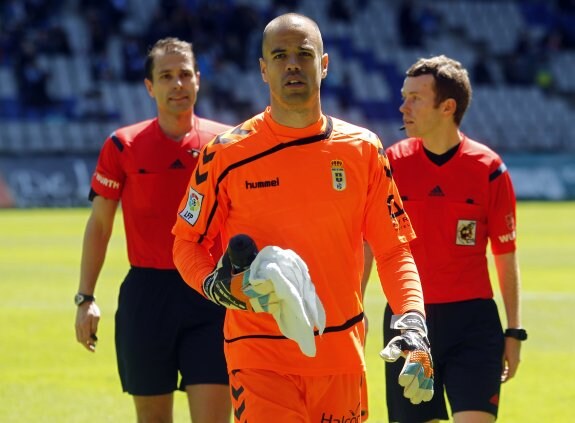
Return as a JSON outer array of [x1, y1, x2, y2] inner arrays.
[[173, 108, 423, 375]]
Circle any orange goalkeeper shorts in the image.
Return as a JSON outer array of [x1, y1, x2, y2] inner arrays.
[[229, 369, 365, 422], [361, 370, 369, 421]]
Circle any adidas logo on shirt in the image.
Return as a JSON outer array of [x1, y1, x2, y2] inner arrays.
[[170, 159, 185, 169], [429, 185, 444, 196]]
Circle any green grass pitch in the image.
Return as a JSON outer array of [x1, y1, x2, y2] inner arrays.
[[0, 202, 573, 422]]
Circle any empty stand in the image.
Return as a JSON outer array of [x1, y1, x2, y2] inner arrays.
[[0, 0, 574, 155]]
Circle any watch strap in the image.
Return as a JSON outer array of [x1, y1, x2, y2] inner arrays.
[[75, 293, 96, 306], [504, 328, 527, 341]]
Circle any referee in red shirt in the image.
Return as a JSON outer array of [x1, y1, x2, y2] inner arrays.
[[366, 55, 526, 423], [74, 38, 231, 423]]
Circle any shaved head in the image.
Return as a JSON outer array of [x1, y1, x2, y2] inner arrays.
[[262, 13, 323, 56], [259, 12, 328, 127]]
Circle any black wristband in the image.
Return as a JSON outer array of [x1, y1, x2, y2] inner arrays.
[[74, 293, 96, 306], [504, 328, 527, 341]]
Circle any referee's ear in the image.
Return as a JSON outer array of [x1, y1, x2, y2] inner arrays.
[[144, 78, 154, 99], [440, 97, 457, 119]]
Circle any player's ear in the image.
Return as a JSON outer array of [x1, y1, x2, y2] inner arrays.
[[441, 98, 457, 116], [321, 53, 328, 79], [144, 78, 154, 98], [260, 58, 268, 84]]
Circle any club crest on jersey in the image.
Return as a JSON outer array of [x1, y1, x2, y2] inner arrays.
[[179, 187, 203, 225], [331, 159, 346, 191], [456, 219, 477, 246]]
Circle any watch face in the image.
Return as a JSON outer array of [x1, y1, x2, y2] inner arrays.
[[75, 293, 95, 305]]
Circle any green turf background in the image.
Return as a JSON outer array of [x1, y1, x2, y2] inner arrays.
[[1, 202, 573, 422]]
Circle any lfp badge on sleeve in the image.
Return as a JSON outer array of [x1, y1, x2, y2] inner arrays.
[[179, 187, 203, 225]]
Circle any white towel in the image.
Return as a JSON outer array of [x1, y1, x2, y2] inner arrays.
[[247, 246, 326, 357]]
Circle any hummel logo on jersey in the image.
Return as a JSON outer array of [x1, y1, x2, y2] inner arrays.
[[245, 177, 280, 190], [170, 159, 185, 169], [429, 185, 444, 196]]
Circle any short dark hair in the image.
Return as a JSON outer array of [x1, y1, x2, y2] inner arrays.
[[144, 37, 196, 81], [406, 55, 472, 125]]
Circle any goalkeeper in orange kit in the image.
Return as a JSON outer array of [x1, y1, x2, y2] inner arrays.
[[172, 13, 433, 422]]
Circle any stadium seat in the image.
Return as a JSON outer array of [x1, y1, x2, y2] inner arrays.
[[1, 0, 574, 154]]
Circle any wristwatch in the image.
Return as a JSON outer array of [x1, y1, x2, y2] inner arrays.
[[504, 328, 528, 341], [74, 293, 96, 306]]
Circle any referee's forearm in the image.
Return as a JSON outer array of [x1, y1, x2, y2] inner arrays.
[[78, 216, 111, 294]]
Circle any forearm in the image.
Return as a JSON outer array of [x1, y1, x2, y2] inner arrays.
[[173, 237, 215, 296], [375, 243, 424, 316], [494, 251, 522, 328], [78, 214, 113, 295], [76, 210, 113, 351]]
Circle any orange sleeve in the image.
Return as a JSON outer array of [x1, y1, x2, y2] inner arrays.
[[375, 242, 424, 316], [173, 237, 216, 296], [363, 138, 424, 317]]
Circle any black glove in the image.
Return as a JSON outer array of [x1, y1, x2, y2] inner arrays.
[[203, 234, 277, 312]]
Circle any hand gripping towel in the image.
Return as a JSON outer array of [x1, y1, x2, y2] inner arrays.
[[247, 246, 326, 357]]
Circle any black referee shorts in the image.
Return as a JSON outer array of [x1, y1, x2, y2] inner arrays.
[[115, 267, 228, 396], [384, 299, 504, 422]]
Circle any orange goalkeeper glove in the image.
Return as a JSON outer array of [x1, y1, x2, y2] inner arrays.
[[380, 312, 434, 404]]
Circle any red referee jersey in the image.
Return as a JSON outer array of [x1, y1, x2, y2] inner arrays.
[[91, 116, 230, 268], [386, 135, 518, 303]]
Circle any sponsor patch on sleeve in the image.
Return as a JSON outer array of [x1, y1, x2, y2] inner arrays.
[[179, 187, 203, 225], [94, 172, 120, 190]]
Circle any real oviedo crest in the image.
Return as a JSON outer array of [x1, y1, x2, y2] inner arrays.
[[331, 159, 346, 191]]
